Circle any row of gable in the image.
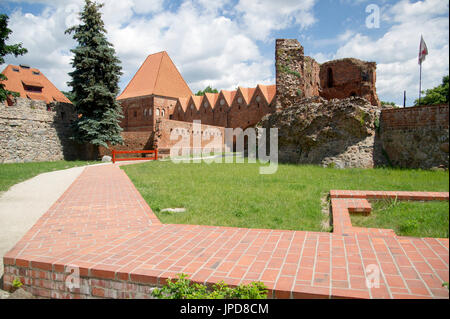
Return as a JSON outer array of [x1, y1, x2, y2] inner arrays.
[[172, 84, 276, 128]]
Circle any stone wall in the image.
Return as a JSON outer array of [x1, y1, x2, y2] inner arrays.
[[274, 39, 321, 108], [258, 96, 385, 168], [380, 104, 449, 169], [0, 98, 89, 163]]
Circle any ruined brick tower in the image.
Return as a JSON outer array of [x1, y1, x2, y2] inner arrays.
[[275, 39, 380, 108], [275, 39, 321, 108], [320, 58, 380, 107]]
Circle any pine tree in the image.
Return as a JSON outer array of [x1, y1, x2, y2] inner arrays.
[[65, 0, 123, 148], [0, 14, 28, 103]]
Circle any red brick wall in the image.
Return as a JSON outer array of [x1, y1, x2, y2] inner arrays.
[[99, 131, 154, 157], [381, 104, 449, 130], [380, 104, 449, 169], [155, 119, 225, 153], [319, 59, 380, 106]]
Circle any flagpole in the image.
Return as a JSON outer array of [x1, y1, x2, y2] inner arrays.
[[419, 62, 422, 105]]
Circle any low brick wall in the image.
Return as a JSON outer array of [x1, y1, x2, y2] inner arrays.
[[155, 119, 227, 155], [99, 131, 154, 157], [380, 104, 449, 168], [2, 264, 158, 299]]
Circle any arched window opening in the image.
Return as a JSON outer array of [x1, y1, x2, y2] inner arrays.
[[327, 68, 333, 88]]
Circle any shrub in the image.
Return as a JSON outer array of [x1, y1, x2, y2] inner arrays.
[[151, 273, 268, 299]]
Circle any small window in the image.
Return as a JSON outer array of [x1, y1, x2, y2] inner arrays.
[[256, 96, 261, 102], [220, 99, 225, 106], [204, 102, 208, 107], [237, 97, 243, 104], [191, 104, 194, 110], [134, 111, 137, 117], [149, 109, 153, 116], [144, 109, 147, 116], [12, 68, 19, 72], [162, 109, 165, 117], [156, 109, 160, 116], [32, 71, 40, 76]]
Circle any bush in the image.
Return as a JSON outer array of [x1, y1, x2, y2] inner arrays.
[[151, 274, 268, 299]]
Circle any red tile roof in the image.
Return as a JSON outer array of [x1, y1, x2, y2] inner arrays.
[[238, 87, 257, 104], [1, 64, 71, 104], [188, 95, 202, 110], [257, 84, 276, 104], [176, 97, 189, 112], [203, 93, 219, 108], [117, 51, 193, 100], [219, 90, 237, 107]]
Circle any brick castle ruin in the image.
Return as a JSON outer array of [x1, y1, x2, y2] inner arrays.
[[1, 39, 448, 168]]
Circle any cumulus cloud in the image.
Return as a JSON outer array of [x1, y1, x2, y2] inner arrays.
[[329, 0, 449, 104], [235, 0, 316, 41], [2, 0, 290, 93]]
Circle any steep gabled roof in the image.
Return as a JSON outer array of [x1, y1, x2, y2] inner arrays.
[[257, 84, 276, 104], [237, 87, 256, 105], [266, 85, 276, 104], [217, 90, 236, 108], [187, 95, 202, 111], [117, 51, 192, 100], [176, 97, 189, 112], [203, 93, 219, 109], [1, 64, 71, 104]]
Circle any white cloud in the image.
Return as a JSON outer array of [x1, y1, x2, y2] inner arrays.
[[2, 0, 282, 93], [235, 0, 316, 41], [329, 0, 449, 104]]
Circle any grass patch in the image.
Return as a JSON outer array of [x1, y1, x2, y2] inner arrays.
[[0, 160, 97, 192], [351, 199, 449, 238], [122, 160, 449, 232]]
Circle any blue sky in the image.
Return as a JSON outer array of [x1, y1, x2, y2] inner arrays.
[[1, 0, 448, 105]]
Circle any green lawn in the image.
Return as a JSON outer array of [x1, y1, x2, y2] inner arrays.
[[122, 160, 449, 232], [0, 160, 97, 192], [351, 200, 449, 238]]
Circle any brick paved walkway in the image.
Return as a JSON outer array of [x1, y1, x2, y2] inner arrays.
[[2, 165, 449, 299]]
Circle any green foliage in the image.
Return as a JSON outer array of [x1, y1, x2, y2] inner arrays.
[[374, 116, 380, 133], [276, 63, 302, 79], [0, 14, 28, 103], [414, 75, 449, 106], [62, 91, 75, 103], [12, 277, 23, 289], [65, 0, 123, 148], [443, 282, 449, 290], [296, 89, 302, 97], [195, 86, 219, 96], [151, 274, 268, 299], [381, 101, 398, 108]]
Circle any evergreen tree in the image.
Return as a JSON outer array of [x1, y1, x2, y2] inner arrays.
[[65, 0, 123, 148], [0, 14, 28, 103]]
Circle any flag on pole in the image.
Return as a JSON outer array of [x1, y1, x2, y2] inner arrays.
[[418, 35, 428, 65]]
